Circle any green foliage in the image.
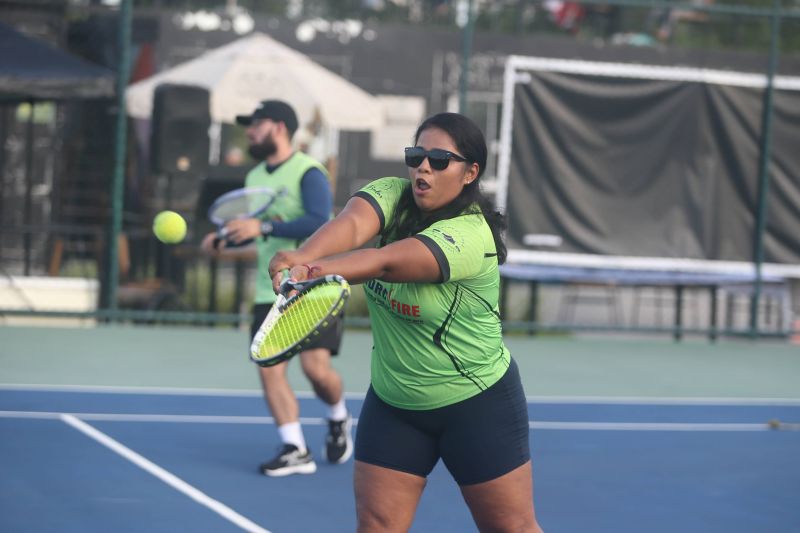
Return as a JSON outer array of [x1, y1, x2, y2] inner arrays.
[[131, 0, 286, 14], [61, 259, 98, 279], [183, 263, 243, 314], [666, 8, 796, 52], [182, 263, 370, 318], [123, 1, 799, 54]]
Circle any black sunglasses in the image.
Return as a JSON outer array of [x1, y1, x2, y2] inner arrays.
[[404, 147, 468, 171]]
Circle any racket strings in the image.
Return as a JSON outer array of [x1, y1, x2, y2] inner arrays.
[[255, 283, 344, 359], [211, 195, 270, 221], [208, 188, 279, 224]]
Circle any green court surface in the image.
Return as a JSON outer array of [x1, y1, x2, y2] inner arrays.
[[1, 325, 799, 400]]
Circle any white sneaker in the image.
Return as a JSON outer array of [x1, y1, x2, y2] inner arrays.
[[324, 414, 353, 464], [259, 444, 317, 477]]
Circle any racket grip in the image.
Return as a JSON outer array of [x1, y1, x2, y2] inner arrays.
[[226, 238, 254, 248], [278, 269, 295, 295], [212, 226, 227, 249]]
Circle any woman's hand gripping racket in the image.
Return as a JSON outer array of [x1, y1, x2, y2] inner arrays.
[[207, 186, 286, 248], [250, 273, 350, 367]]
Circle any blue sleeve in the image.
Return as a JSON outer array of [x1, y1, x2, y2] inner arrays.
[[269, 168, 332, 239]]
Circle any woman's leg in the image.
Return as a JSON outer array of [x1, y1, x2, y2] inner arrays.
[[459, 460, 543, 533], [438, 359, 542, 531], [354, 460, 427, 533]]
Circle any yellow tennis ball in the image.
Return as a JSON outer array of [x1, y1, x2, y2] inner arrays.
[[153, 210, 187, 244]]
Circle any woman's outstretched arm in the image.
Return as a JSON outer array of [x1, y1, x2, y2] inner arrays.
[[283, 237, 441, 287], [269, 196, 380, 276]]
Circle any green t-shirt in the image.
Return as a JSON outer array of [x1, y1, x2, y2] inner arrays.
[[354, 177, 511, 410]]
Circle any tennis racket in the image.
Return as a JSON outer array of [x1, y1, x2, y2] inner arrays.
[[207, 186, 286, 247], [250, 274, 350, 367]]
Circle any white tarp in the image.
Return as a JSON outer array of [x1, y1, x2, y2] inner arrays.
[[125, 32, 383, 131]]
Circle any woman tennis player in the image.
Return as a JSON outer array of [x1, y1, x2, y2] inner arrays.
[[269, 112, 544, 532]]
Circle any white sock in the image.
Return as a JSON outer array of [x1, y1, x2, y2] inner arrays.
[[327, 397, 348, 421], [277, 422, 306, 452]]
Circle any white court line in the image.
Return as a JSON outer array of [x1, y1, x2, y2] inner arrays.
[[0, 383, 265, 397], [523, 395, 800, 406], [0, 383, 360, 401], [531, 421, 767, 431], [1, 411, 781, 432], [3, 383, 800, 406], [60, 414, 270, 533], [0, 410, 320, 425]]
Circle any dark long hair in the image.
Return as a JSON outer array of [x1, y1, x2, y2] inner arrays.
[[383, 112, 507, 264]]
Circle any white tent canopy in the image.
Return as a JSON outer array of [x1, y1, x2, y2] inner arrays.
[[125, 32, 383, 131]]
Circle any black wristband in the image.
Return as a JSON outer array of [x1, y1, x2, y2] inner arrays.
[[260, 221, 274, 237]]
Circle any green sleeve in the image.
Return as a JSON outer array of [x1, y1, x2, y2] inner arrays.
[[416, 215, 485, 283], [353, 177, 408, 234]]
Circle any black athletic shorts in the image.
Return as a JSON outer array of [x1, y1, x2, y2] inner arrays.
[[250, 303, 345, 356], [354, 358, 530, 486]]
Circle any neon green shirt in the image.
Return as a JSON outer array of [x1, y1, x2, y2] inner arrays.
[[245, 152, 327, 304], [355, 177, 511, 410]]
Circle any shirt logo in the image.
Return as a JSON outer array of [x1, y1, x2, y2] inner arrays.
[[365, 181, 394, 199], [431, 228, 461, 252], [365, 279, 421, 318]]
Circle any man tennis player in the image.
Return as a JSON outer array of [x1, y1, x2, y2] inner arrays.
[[201, 100, 352, 476]]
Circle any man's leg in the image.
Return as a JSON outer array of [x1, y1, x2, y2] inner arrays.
[[259, 362, 300, 427], [257, 359, 317, 476], [298, 347, 342, 405], [251, 302, 316, 476], [299, 348, 352, 463]]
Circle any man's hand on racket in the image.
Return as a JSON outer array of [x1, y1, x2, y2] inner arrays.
[[221, 217, 261, 246]]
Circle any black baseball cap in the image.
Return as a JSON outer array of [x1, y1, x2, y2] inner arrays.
[[235, 100, 298, 135]]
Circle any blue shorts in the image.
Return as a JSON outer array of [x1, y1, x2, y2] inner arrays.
[[354, 358, 530, 485]]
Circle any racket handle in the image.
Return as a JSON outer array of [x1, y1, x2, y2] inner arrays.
[[226, 238, 254, 248], [212, 226, 227, 249], [215, 226, 254, 248], [279, 269, 305, 297]]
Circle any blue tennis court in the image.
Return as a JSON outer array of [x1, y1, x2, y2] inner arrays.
[[3, 325, 800, 532], [2, 385, 799, 533]]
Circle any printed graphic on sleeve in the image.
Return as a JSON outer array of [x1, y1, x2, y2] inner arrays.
[[420, 215, 486, 282], [358, 177, 409, 232]]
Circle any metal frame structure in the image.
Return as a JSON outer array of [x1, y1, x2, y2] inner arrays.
[[496, 49, 800, 337]]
